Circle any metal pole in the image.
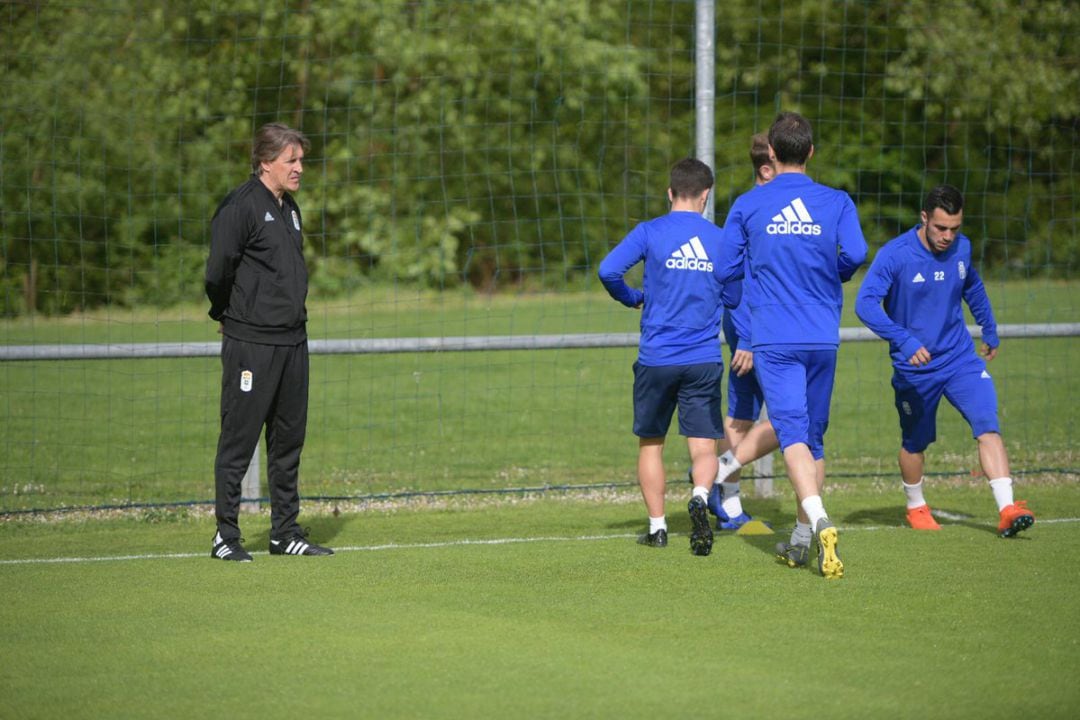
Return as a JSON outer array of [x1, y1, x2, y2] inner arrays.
[[241, 441, 261, 513], [752, 405, 775, 497], [695, 0, 716, 221]]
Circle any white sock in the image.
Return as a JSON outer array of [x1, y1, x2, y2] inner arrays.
[[692, 485, 709, 502], [903, 477, 928, 509], [800, 495, 828, 531], [716, 450, 743, 483], [988, 477, 1014, 511], [790, 521, 812, 547], [649, 515, 667, 534], [720, 481, 744, 517]]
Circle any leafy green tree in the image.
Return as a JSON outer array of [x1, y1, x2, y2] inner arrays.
[[1, 0, 1075, 317]]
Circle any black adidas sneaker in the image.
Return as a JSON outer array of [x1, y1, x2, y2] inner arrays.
[[211, 533, 253, 562], [269, 532, 334, 557]]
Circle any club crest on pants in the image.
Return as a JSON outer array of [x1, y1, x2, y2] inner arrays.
[[240, 370, 253, 392]]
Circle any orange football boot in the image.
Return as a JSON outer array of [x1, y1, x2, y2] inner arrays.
[[998, 501, 1035, 538], [906, 504, 941, 530]]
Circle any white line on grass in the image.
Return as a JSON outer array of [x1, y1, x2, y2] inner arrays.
[[2, 518, 1077, 566]]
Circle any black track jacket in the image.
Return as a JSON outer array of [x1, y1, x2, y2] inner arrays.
[[205, 174, 308, 345]]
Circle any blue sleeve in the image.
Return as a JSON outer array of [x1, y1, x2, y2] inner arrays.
[[598, 225, 647, 308], [836, 195, 868, 282], [720, 278, 742, 310], [854, 249, 924, 361], [715, 202, 748, 284], [962, 264, 998, 348], [728, 298, 752, 347]]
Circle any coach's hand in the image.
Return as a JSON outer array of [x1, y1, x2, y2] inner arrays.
[[908, 346, 932, 366], [981, 342, 998, 361], [731, 348, 754, 376]]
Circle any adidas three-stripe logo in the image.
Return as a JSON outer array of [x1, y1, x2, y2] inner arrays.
[[214, 543, 235, 559], [271, 538, 311, 555], [665, 236, 714, 271], [766, 197, 822, 236]]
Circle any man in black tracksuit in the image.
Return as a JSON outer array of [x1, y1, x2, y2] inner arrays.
[[205, 122, 332, 561]]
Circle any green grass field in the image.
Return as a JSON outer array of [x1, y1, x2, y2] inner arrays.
[[2, 279, 1078, 511], [2, 278, 1078, 717], [2, 478, 1078, 719]]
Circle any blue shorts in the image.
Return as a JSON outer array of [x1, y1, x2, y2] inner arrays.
[[722, 312, 764, 422], [632, 362, 725, 439], [753, 348, 837, 459], [892, 354, 1000, 453]]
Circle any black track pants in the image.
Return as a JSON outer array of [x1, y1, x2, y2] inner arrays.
[[214, 336, 309, 541]]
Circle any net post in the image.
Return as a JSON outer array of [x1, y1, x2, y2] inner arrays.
[[695, 0, 716, 221], [240, 441, 262, 513], [753, 404, 775, 497]]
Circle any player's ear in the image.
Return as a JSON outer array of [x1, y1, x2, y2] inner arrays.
[[698, 187, 711, 211], [667, 187, 674, 204], [807, 144, 815, 162], [920, 210, 928, 226]]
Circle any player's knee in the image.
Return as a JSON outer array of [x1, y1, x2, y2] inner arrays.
[[972, 422, 1001, 441], [901, 439, 930, 455]]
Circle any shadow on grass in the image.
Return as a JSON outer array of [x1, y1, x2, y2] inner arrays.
[[842, 505, 1003, 536], [842, 506, 907, 528], [244, 511, 353, 551], [607, 516, 644, 531], [933, 507, 1002, 536]]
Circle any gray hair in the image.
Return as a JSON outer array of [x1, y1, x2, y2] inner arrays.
[[251, 123, 310, 175]]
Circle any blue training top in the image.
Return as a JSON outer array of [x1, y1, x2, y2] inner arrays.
[[723, 256, 753, 350], [715, 173, 867, 349], [599, 210, 741, 367], [854, 225, 998, 375]]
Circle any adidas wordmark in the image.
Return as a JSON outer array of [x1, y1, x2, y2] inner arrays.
[[766, 197, 822, 236], [666, 236, 714, 272]]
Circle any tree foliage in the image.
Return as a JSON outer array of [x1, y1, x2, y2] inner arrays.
[[1, 0, 1076, 315]]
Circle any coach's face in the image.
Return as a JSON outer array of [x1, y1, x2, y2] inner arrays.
[[920, 208, 963, 254], [259, 143, 305, 199]]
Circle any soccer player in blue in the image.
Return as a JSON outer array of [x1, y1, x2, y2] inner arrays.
[[599, 158, 740, 557], [706, 133, 780, 530], [715, 112, 868, 579], [854, 185, 1036, 537]]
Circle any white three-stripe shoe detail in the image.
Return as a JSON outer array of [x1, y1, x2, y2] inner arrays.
[[211, 532, 253, 562], [277, 539, 309, 555], [269, 535, 334, 556]]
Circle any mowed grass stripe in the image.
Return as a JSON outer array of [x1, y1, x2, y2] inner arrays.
[[2, 517, 1075, 566]]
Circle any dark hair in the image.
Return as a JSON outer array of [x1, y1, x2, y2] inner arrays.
[[251, 122, 310, 174], [767, 111, 813, 165], [669, 157, 714, 199], [749, 132, 772, 179], [922, 184, 964, 215]]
